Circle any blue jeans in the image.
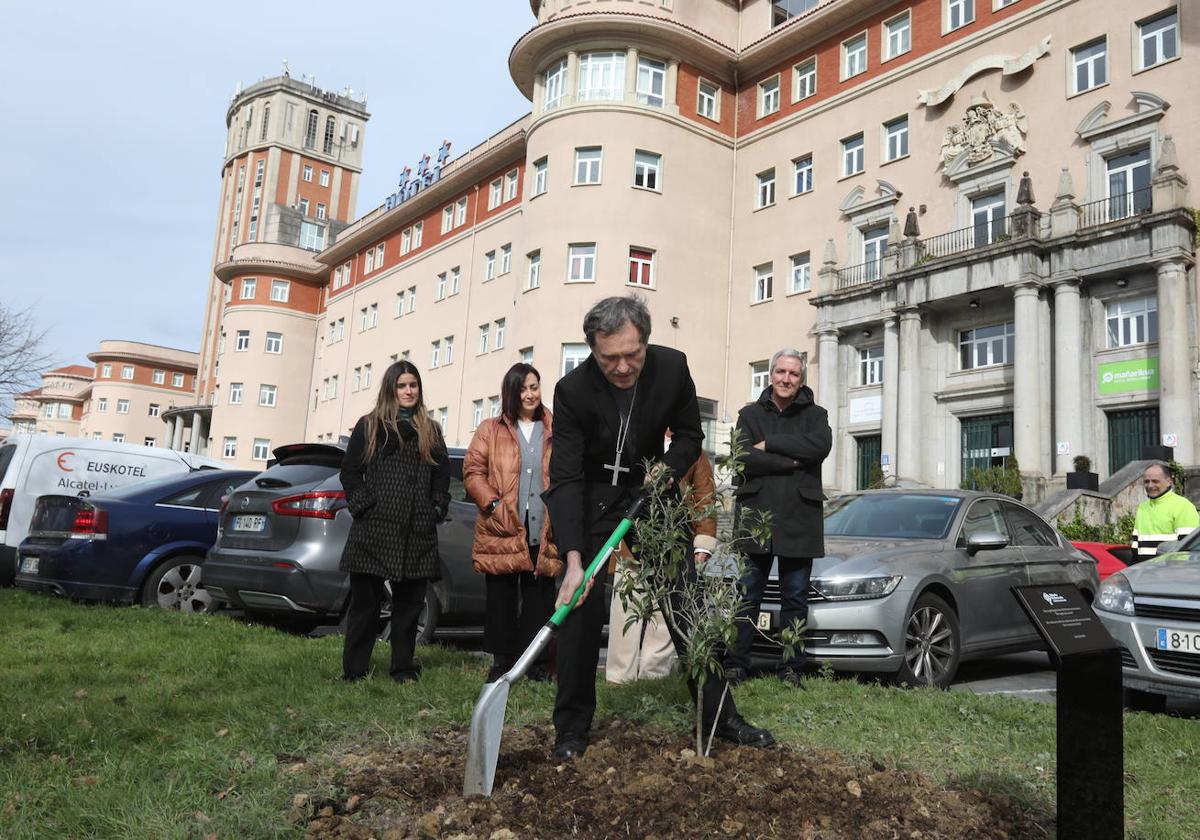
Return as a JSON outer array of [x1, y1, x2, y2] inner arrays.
[[725, 554, 812, 675]]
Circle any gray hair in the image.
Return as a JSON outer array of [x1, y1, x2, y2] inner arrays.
[[583, 294, 652, 347], [1144, 461, 1172, 481], [770, 347, 807, 384]]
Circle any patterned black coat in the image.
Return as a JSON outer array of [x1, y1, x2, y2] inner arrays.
[[339, 416, 450, 581]]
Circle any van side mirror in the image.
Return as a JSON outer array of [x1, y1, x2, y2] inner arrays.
[[966, 531, 1008, 555]]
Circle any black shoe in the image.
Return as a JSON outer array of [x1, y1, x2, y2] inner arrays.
[[527, 663, 553, 683], [724, 666, 748, 686], [553, 733, 588, 760], [714, 714, 775, 748], [777, 668, 805, 688], [391, 669, 420, 684], [342, 672, 368, 683]]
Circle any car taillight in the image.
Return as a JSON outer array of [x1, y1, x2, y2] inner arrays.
[[72, 504, 108, 537], [0, 488, 12, 530], [270, 491, 347, 520]]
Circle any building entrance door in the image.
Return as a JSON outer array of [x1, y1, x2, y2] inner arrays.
[[855, 434, 881, 490], [1107, 406, 1159, 475], [960, 413, 1014, 488]]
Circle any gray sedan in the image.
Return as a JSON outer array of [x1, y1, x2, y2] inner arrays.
[[748, 490, 1100, 687]]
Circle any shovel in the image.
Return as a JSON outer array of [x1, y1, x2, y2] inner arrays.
[[463, 493, 647, 796]]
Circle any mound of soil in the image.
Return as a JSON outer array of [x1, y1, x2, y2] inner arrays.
[[298, 722, 1049, 839]]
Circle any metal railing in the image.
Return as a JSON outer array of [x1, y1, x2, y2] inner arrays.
[[1079, 187, 1153, 229], [836, 259, 883, 289], [920, 214, 1015, 260]]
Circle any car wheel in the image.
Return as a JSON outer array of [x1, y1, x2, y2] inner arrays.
[[895, 593, 961, 689], [1124, 687, 1167, 713], [416, 588, 442, 646], [141, 556, 218, 614]]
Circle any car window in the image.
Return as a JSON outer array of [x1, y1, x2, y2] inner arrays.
[[0, 444, 16, 484], [1001, 501, 1058, 547], [960, 499, 1010, 541], [823, 493, 961, 539], [448, 455, 468, 502], [199, 477, 246, 510], [160, 485, 206, 507]]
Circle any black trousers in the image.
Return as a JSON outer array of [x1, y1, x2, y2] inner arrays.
[[342, 572, 427, 679], [554, 537, 740, 738], [726, 554, 812, 674], [484, 545, 556, 660]]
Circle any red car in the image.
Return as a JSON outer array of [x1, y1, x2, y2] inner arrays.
[[1071, 542, 1133, 580]]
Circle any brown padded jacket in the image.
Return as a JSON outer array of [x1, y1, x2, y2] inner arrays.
[[463, 412, 562, 577]]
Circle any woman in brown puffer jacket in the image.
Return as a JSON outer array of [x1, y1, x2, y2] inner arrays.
[[464, 363, 561, 682]]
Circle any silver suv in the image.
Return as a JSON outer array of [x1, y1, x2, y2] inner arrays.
[[204, 442, 482, 640]]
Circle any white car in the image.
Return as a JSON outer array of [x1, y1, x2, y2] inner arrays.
[[1096, 537, 1200, 711]]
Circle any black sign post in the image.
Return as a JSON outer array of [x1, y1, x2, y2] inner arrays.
[[1013, 584, 1123, 840]]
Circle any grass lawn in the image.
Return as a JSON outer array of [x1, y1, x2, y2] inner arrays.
[[1, 589, 1197, 839]]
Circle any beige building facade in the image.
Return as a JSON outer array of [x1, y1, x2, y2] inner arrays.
[[81, 342, 199, 448], [6, 366, 92, 438], [191, 0, 1198, 496]]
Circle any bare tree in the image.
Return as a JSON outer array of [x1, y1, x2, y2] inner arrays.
[[0, 303, 53, 419]]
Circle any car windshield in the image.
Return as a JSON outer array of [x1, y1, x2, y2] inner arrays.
[[824, 493, 961, 540]]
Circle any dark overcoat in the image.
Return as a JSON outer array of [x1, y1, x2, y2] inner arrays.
[[339, 416, 450, 580], [543, 344, 703, 557], [734, 385, 832, 558]]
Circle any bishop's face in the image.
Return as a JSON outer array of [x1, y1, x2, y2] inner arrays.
[[591, 322, 647, 390]]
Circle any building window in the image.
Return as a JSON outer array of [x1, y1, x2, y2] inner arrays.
[[533, 158, 548, 195], [438, 408, 449, 433], [117, 399, 130, 414], [472, 400, 484, 430], [1138, 8, 1178, 69], [303, 165, 313, 182], [235, 330, 250, 351], [223, 437, 237, 458], [750, 360, 770, 399], [143, 437, 156, 447], [1071, 38, 1107, 94], [859, 346, 884, 385], [240, 277, 256, 299], [96, 397, 108, 412], [488, 397, 501, 418], [758, 75, 780, 117], [121, 365, 135, 380], [972, 191, 1007, 245], [319, 169, 330, 186], [568, 244, 597, 282], [504, 169, 519, 201], [252, 439, 271, 461], [265, 332, 283, 354], [793, 58, 817, 101], [862, 224, 888, 280], [544, 59, 567, 110], [494, 318, 506, 349], [842, 133, 865, 176], [172, 372, 184, 388], [574, 147, 602, 184], [441, 205, 454, 233], [489, 178, 503, 210], [500, 244, 511, 274], [1106, 148, 1152, 219], [793, 155, 813, 194], [697, 80, 719, 120], [260, 103, 270, 141], [113, 433, 125, 444], [633, 150, 661, 190], [454, 198, 467, 227], [636, 57, 666, 107], [959, 322, 1015, 369], [368, 303, 379, 328], [628, 248, 654, 287], [450, 267, 461, 295], [259, 385, 277, 407], [562, 343, 590, 375], [316, 203, 326, 221], [843, 33, 867, 78], [363, 363, 372, 390], [883, 116, 908, 161], [527, 251, 542, 289], [753, 263, 774, 303], [304, 110, 318, 148], [444, 336, 455, 365], [352, 367, 362, 392], [578, 51, 626, 101], [299, 198, 311, 217], [431, 340, 441, 369], [299, 221, 325, 250], [884, 11, 911, 59], [374, 243, 384, 267], [411, 222, 423, 248], [58, 403, 71, 419], [484, 250, 496, 281], [436, 272, 447, 300], [1107, 295, 1158, 348], [756, 168, 776, 208], [947, 0, 974, 32], [478, 324, 490, 355], [101, 363, 112, 378], [270, 279, 290, 302], [323, 116, 336, 153], [148, 403, 161, 418], [789, 253, 811, 293], [406, 286, 416, 313], [152, 369, 165, 385], [401, 229, 412, 254], [229, 382, 243, 404]]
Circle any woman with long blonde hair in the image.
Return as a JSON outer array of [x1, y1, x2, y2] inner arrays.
[[339, 360, 449, 682]]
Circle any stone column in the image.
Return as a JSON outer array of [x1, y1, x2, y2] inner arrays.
[[1052, 278, 1083, 475], [171, 416, 185, 451], [623, 48, 638, 104], [666, 59, 679, 112], [897, 308, 921, 481], [532, 75, 545, 115], [1157, 260, 1194, 463], [188, 413, 204, 456], [565, 51, 579, 107], [816, 325, 840, 488], [1012, 283, 1043, 472], [881, 316, 900, 478]]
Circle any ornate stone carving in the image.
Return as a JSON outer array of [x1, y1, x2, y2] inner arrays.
[[939, 93, 1028, 171], [917, 36, 1051, 107]]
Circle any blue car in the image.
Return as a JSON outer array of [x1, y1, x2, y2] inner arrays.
[[15, 469, 258, 612]]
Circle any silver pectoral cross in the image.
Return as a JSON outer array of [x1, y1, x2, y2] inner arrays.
[[603, 460, 630, 486]]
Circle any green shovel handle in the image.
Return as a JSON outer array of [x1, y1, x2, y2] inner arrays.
[[548, 494, 647, 627]]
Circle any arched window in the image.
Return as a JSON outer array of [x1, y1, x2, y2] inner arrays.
[[260, 103, 270, 141], [323, 116, 336, 153], [304, 110, 318, 148]]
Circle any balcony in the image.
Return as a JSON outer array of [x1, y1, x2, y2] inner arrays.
[[920, 214, 1015, 261], [1079, 187, 1153, 230]]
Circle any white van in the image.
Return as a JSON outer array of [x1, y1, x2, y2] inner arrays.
[[0, 435, 223, 584]]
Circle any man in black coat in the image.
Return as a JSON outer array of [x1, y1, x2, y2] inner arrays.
[[543, 294, 774, 760], [725, 348, 832, 687]]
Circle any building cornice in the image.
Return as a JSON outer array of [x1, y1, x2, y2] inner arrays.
[[213, 257, 326, 284], [87, 351, 199, 371]]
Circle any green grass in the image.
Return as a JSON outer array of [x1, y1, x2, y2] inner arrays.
[[1, 590, 1197, 839]]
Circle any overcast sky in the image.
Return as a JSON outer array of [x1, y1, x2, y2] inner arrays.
[[0, 1, 534, 371]]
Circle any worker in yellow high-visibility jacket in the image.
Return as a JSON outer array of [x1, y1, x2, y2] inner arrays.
[[1132, 463, 1199, 560]]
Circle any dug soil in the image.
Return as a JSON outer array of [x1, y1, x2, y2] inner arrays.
[[298, 721, 1050, 839]]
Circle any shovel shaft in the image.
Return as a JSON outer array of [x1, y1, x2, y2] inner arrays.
[[548, 494, 646, 627]]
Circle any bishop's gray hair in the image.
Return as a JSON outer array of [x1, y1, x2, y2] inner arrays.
[[770, 347, 807, 384], [583, 294, 652, 347]]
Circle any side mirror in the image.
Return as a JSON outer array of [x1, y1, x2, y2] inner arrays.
[[966, 531, 1008, 555]]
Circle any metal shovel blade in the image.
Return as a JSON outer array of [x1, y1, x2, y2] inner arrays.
[[463, 679, 510, 796]]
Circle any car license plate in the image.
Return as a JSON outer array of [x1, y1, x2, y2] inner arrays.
[[1157, 627, 1200, 654], [757, 611, 773, 631], [232, 515, 266, 532], [19, 555, 38, 575]]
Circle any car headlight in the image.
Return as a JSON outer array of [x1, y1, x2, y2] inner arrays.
[[811, 575, 902, 601], [1096, 573, 1135, 616]]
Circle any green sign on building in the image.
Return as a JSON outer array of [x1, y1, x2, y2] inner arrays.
[[1097, 357, 1159, 395]]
